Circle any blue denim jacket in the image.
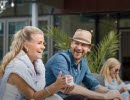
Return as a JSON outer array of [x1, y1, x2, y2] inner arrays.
[[45, 50, 100, 98]]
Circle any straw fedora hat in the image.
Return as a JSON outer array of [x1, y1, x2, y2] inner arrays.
[[70, 29, 93, 46]]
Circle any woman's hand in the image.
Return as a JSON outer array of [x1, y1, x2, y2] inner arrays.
[[61, 85, 75, 94], [52, 72, 75, 93], [60, 75, 75, 94], [53, 71, 66, 91], [119, 85, 127, 93]]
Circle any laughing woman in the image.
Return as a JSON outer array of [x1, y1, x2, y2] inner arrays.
[[0, 26, 73, 100]]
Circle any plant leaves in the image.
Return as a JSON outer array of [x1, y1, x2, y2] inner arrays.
[[86, 31, 120, 73], [44, 27, 70, 50], [45, 27, 120, 73]]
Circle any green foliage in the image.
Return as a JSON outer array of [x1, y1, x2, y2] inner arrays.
[[86, 31, 120, 73], [45, 27, 120, 73], [45, 27, 70, 50]]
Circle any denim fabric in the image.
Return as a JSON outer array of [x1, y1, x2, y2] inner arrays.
[[45, 50, 100, 98]]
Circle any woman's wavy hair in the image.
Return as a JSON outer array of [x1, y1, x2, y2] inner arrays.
[[100, 58, 121, 85], [0, 26, 43, 78]]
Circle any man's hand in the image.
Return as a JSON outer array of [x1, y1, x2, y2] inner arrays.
[[104, 90, 122, 100]]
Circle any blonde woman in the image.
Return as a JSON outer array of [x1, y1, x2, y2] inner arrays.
[[0, 26, 73, 100], [100, 58, 129, 100]]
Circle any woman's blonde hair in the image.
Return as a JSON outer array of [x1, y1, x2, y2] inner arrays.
[[0, 26, 43, 78], [100, 58, 121, 85]]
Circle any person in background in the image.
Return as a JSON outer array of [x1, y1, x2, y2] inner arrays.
[[45, 29, 122, 100], [0, 26, 73, 100], [100, 58, 130, 100]]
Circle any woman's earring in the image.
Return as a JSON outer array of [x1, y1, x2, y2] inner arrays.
[[26, 48, 28, 52]]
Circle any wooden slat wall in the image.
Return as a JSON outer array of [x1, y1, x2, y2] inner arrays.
[[121, 31, 130, 57], [121, 30, 130, 81]]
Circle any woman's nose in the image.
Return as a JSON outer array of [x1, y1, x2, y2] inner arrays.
[[42, 44, 45, 50]]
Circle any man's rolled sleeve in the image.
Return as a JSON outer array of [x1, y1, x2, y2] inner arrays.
[[82, 66, 100, 91]]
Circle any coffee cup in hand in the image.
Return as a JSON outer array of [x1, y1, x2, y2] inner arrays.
[[65, 75, 74, 86]]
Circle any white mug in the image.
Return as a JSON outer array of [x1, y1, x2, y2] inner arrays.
[[126, 84, 130, 90], [65, 75, 74, 86]]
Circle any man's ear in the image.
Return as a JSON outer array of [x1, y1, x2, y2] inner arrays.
[[70, 40, 74, 48], [88, 45, 92, 52]]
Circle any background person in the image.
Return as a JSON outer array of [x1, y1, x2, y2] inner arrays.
[[0, 26, 73, 100], [100, 58, 129, 100], [45, 29, 122, 100]]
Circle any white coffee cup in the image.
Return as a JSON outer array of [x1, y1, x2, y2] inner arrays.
[[65, 75, 74, 86], [126, 84, 130, 90]]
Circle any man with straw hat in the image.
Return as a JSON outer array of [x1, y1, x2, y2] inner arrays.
[[45, 29, 122, 100]]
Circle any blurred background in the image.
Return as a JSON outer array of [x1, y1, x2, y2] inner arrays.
[[0, 0, 130, 81]]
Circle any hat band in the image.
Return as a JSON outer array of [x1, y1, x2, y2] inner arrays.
[[73, 37, 91, 44]]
